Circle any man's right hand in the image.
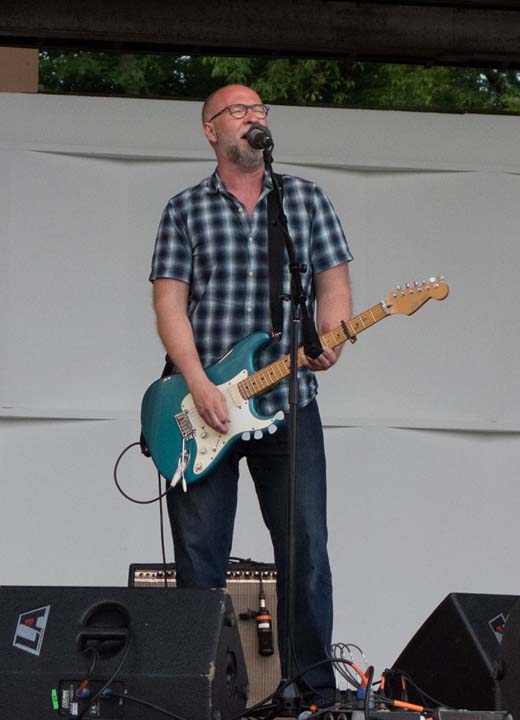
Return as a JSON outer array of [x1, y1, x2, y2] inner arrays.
[[190, 378, 231, 435]]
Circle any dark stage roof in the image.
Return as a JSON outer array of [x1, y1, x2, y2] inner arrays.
[[1, 1, 520, 68]]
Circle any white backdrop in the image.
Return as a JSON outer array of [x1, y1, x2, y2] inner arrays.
[[1, 92, 520, 678]]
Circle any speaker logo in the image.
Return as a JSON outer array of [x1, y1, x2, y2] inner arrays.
[[489, 613, 507, 644], [13, 605, 51, 656]]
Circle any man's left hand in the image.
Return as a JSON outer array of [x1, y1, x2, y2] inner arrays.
[[302, 346, 340, 372]]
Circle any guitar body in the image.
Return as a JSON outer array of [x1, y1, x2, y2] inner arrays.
[[141, 331, 283, 486]]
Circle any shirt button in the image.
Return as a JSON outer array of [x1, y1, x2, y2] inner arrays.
[[248, 236, 254, 242], [238, 207, 243, 213], [248, 271, 253, 277], [246, 306, 252, 313]]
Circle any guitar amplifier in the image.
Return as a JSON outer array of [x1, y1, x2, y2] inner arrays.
[[129, 561, 280, 706]]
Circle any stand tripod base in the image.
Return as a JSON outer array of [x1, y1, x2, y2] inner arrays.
[[272, 679, 301, 716]]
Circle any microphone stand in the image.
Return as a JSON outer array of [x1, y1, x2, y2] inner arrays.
[[262, 142, 323, 710]]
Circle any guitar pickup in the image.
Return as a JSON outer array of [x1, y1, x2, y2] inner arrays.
[[228, 383, 245, 408], [175, 411, 195, 440]]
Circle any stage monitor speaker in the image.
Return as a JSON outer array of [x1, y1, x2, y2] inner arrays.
[[129, 561, 280, 706], [391, 593, 519, 710], [498, 598, 520, 719], [0, 585, 248, 720]]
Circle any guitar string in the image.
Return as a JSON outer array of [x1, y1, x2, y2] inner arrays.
[[180, 322, 355, 427]]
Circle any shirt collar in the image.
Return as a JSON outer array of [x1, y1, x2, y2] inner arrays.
[[206, 168, 273, 195]]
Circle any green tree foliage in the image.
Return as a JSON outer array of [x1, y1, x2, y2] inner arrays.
[[39, 51, 220, 98], [39, 51, 520, 114], [206, 56, 520, 113]]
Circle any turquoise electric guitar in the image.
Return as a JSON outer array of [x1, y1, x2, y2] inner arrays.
[[141, 277, 449, 487]]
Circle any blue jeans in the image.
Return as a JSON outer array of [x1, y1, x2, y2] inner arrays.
[[167, 398, 335, 694]]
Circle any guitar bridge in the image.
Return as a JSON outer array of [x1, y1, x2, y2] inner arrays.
[[175, 411, 195, 440]]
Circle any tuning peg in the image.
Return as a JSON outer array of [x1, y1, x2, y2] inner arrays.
[[254, 430, 263, 440], [406, 283, 410, 289], [414, 280, 418, 287], [267, 424, 278, 434], [396, 284, 401, 291], [241, 432, 251, 441], [274, 411, 285, 421]]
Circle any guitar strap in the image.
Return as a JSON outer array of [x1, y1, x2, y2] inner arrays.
[[266, 174, 285, 340]]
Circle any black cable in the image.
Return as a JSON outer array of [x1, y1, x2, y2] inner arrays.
[[329, 644, 363, 689], [104, 690, 190, 720], [108, 690, 277, 720], [225, 682, 290, 720], [404, 677, 449, 709], [158, 471, 169, 586], [226, 657, 358, 720], [297, 644, 365, 705], [241, 705, 280, 720], [253, 659, 441, 717], [81, 644, 101, 679], [340, 642, 365, 656], [386, 667, 452, 708], [115, 445, 172, 586], [113, 442, 170, 504], [289, 656, 365, 709], [77, 634, 132, 720]]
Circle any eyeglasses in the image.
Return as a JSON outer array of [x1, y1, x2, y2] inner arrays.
[[206, 103, 269, 123]]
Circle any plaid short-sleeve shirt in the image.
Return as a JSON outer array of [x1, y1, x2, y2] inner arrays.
[[150, 170, 353, 416]]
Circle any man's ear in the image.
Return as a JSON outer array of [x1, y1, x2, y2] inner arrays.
[[203, 121, 217, 144]]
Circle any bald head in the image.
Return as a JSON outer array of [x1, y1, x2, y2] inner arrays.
[[202, 84, 263, 124]]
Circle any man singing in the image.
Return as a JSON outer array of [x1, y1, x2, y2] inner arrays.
[[149, 84, 352, 705]]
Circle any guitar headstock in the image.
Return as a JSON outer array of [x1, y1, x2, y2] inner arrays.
[[384, 276, 449, 316]]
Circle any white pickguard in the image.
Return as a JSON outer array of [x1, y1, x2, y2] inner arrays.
[[181, 369, 282, 476]]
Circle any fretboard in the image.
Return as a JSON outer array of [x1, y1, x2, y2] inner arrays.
[[238, 302, 387, 400]]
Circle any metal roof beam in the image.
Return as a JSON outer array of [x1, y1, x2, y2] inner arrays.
[[1, 1, 520, 68]]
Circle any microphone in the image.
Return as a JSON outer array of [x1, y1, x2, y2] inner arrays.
[[255, 585, 274, 656], [246, 123, 274, 150]]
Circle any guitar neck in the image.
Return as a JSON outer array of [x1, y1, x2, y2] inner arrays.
[[238, 302, 387, 400]]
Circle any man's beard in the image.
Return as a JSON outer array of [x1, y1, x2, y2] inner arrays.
[[218, 133, 264, 168]]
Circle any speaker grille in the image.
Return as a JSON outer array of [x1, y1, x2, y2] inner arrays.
[[129, 562, 281, 706]]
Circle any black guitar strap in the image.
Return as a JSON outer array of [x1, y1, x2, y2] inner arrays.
[[161, 355, 174, 377], [141, 351, 172, 455], [267, 174, 285, 339]]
